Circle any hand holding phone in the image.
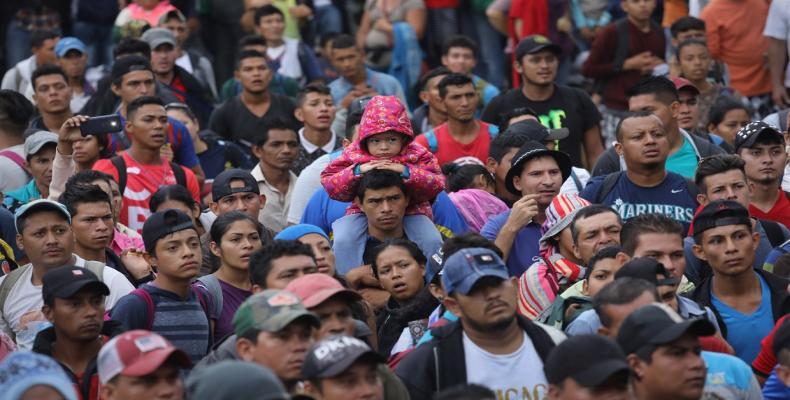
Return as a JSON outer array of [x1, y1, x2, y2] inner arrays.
[[80, 114, 124, 137]]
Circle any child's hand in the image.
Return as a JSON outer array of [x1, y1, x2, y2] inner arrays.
[[359, 160, 387, 173], [375, 161, 405, 174]]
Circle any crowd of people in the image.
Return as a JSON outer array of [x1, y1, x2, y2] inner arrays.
[[3, 0, 790, 399]]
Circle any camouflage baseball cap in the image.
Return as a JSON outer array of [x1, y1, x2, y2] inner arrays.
[[233, 290, 320, 337]]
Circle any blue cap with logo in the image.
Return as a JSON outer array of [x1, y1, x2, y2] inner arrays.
[[55, 37, 87, 58], [441, 247, 510, 295]]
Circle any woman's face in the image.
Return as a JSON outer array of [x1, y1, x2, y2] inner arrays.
[[72, 135, 101, 165], [215, 220, 263, 271], [710, 109, 750, 146], [299, 233, 336, 276], [375, 245, 425, 303]]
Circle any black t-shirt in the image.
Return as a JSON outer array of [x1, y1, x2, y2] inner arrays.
[[481, 85, 602, 167], [208, 94, 299, 148]]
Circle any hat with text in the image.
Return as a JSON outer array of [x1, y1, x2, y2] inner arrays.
[[211, 168, 260, 202], [42, 265, 110, 306], [302, 335, 384, 379], [515, 35, 562, 60], [141, 27, 177, 50], [97, 330, 191, 384], [614, 257, 678, 287], [617, 303, 716, 356], [691, 200, 751, 238], [734, 121, 784, 152], [24, 130, 57, 157], [141, 209, 197, 254], [505, 140, 572, 195], [442, 247, 510, 295], [544, 334, 630, 387], [233, 290, 320, 336], [55, 37, 87, 58], [14, 199, 71, 234]]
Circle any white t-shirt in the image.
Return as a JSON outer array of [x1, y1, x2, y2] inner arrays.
[[176, 52, 194, 74], [0, 144, 29, 193], [764, 0, 790, 87], [0, 255, 134, 349], [463, 331, 549, 399], [287, 153, 331, 224], [268, 38, 304, 81]]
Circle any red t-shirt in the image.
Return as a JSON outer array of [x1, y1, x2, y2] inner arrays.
[[749, 190, 790, 230], [414, 121, 493, 166], [94, 152, 200, 232], [752, 314, 790, 377]]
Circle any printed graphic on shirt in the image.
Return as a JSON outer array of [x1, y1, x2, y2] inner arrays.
[[611, 197, 695, 223], [538, 109, 566, 129]]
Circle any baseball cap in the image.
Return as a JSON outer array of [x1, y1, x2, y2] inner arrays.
[[141, 27, 177, 50], [614, 257, 679, 287], [97, 330, 192, 384], [111, 55, 152, 82], [0, 352, 78, 400], [159, 9, 187, 25], [284, 273, 362, 308], [141, 209, 197, 254], [540, 193, 591, 244], [211, 168, 259, 202], [771, 317, 790, 357], [14, 199, 72, 234], [42, 266, 110, 306], [187, 361, 288, 400], [55, 37, 87, 58], [670, 76, 700, 96], [691, 200, 751, 238], [616, 303, 716, 356], [515, 35, 562, 61], [505, 141, 573, 195], [504, 119, 569, 143], [302, 335, 385, 380], [233, 290, 320, 337], [734, 121, 784, 152], [275, 224, 329, 241], [24, 130, 57, 157], [441, 247, 510, 295], [544, 335, 629, 387]]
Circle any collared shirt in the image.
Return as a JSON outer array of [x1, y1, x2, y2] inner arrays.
[[298, 128, 338, 154], [251, 163, 297, 233], [329, 68, 407, 108]]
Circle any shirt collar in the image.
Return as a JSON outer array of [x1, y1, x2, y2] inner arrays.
[[298, 128, 337, 154]]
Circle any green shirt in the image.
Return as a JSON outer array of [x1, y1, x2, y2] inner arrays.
[[666, 137, 698, 179]]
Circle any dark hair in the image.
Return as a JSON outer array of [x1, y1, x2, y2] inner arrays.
[[707, 96, 751, 127], [370, 238, 426, 279], [320, 32, 340, 48], [254, 5, 284, 25], [249, 240, 315, 288], [614, 110, 662, 142], [626, 76, 679, 106], [670, 16, 706, 38], [441, 35, 478, 58], [239, 34, 267, 49], [113, 38, 151, 60], [773, 253, 790, 280], [438, 73, 474, 98], [434, 384, 496, 400], [441, 163, 494, 192], [586, 246, 622, 279], [209, 211, 264, 245], [441, 233, 503, 260], [497, 107, 540, 133], [570, 205, 622, 244], [418, 67, 451, 92], [355, 169, 408, 202], [676, 38, 708, 61], [31, 64, 68, 91], [694, 154, 746, 193], [331, 34, 357, 50], [65, 170, 113, 190], [127, 95, 164, 120], [0, 90, 35, 137], [31, 29, 60, 49], [592, 278, 658, 327], [236, 49, 268, 70], [296, 82, 332, 108], [254, 117, 297, 147], [620, 214, 683, 256], [59, 184, 113, 217], [165, 102, 197, 122], [488, 132, 530, 162], [150, 184, 197, 213]]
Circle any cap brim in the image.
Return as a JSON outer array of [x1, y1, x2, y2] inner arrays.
[[52, 280, 110, 300], [455, 270, 510, 296], [572, 359, 630, 387], [737, 129, 784, 151], [505, 149, 573, 195], [28, 140, 58, 156], [15, 202, 71, 233], [650, 318, 716, 347], [312, 350, 385, 379], [258, 311, 321, 333], [545, 128, 569, 141], [302, 288, 363, 309], [150, 39, 176, 50], [539, 208, 581, 244], [519, 43, 563, 58], [122, 347, 192, 377]]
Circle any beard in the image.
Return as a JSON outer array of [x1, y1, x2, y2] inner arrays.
[[461, 310, 516, 333]]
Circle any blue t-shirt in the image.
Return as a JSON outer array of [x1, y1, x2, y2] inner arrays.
[[666, 137, 698, 178], [480, 210, 541, 277], [196, 137, 254, 180], [580, 172, 697, 231], [701, 351, 763, 399], [763, 368, 790, 399], [711, 273, 775, 364]]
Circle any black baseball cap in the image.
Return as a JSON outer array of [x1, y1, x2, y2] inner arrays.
[[302, 335, 384, 379], [142, 209, 197, 254], [111, 55, 152, 82], [615, 257, 678, 287], [544, 335, 630, 387], [515, 35, 562, 61], [771, 317, 790, 356], [692, 200, 751, 238], [505, 141, 572, 195], [617, 303, 716, 356], [734, 121, 784, 152], [211, 169, 259, 202], [504, 120, 569, 143], [42, 266, 110, 306]]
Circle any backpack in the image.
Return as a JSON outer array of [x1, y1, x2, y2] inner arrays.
[[594, 18, 662, 93], [594, 171, 700, 204], [110, 155, 187, 194], [127, 285, 210, 331], [0, 150, 30, 180], [423, 124, 500, 153], [196, 274, 223, 319], [759, 219, 787, 248]]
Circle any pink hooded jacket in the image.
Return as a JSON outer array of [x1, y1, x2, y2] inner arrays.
[[321, 96, 445, 217]]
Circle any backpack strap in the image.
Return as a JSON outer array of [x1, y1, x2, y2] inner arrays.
[[0, 150, 26, 170], [111, 156, 127, 194], [779, 109, 790, 133], [613, 19, 631, 72], [760, 220, 786, 248], [169, 162, 187, 188], [130, 287, 156, 330], [595, 172, 623, 204], [83, 261, 105, 281], [0, 264, 32, 340], [196, 275, 223, 318], [424, 130, 438, 153]]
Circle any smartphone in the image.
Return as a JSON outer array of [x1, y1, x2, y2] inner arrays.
[[80, 115, 124, 136]]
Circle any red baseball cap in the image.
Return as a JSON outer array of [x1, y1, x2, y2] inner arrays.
[[670, 76, 700, 95], [97, 330, 192, 384], [285, 273, 362, 308]]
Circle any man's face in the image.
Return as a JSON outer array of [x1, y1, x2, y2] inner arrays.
[[101, 361, 184, 400], [239, 319, 314, 384], [676, 90, 699, 131], [628, 94, 676, 130], [598, 291, 656, 339], [632, 232, 686, 287], [447, 277, 518, 333], [72, 136, 103, 165], [630, 334, 706, 400], [585, 258, 625, 297], [297, 92, 336, 130], [161, 19, 188, 46], [312, 361, 383, 400], [211, 181, 265, 220], [72, 202, 114, 251], [236, 56, 273, 95], [549, 373, 630, 400], [43, 290, 104, 341], [572, 212, 622, 264], [677, 44, 710, 82], [615, 116, 669, 169], [300, 234, 335, 276], [128, 104, 169, 151], [33, 74, 71, 114], [517, 51, 558, 86], [693, 224, 758, 277], [740, 140, 787, 185], [356, 186, 409, 237], [17, 211, 74, 269], [513, 156, 563, 208], [58, 50, 88, 79], [331, 47, 363, 80], [700, 169, 751, 208], [34, 38, 59, 65], [620, 0, 656, 22], [148, 229, 202, 280], [310, 297, 355, 339], [150, 44, 177, 76], [253, 129, 299, 170], [257, 13, 285, 42], [422, 74, 448, 114], [113, 70, 156, 105], [442, 47, 476, 74], [265, 255, 319, 289], [29, 146, 56, 189], [442, 83, 478, 123], [676, 30, 706, 43]]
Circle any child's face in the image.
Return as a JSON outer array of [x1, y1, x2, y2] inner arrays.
[[676, 30, 706, 43], [621, 0, 656, 22], [367, 132, 404, 158]]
